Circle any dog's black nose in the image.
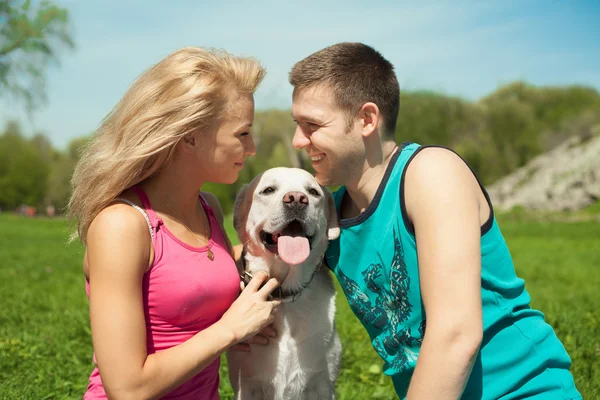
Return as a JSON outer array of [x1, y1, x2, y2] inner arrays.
[[283, 191, 308, 210]]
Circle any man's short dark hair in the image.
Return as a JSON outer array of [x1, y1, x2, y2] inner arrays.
[[289, 42, 400, 139]]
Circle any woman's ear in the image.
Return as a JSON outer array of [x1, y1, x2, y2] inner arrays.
[[180, 133, 196, 153]]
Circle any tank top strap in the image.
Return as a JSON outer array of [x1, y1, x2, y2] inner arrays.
[[198, 193, 228, 249], [198, 193, 215, 217], [113, 197, 156, 242], [131, 186, 163, 228]]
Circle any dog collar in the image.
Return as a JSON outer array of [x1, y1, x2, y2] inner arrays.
[[239, 251, 322, 303], [240, 270, 304, 303]]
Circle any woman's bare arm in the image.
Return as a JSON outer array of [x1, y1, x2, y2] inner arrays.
[[87, 203, 278, 400]]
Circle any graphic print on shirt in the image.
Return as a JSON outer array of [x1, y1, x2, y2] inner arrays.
[[338, 225, 426, 372]]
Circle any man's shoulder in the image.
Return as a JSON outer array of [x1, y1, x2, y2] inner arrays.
[[404, 146, 483, 195]]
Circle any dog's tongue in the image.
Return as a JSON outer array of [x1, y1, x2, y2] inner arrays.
[[278, 236, 310, 265], [277, 221, 310, 265]]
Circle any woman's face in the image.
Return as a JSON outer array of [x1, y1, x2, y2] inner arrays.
[[195, 91, 256, 184]]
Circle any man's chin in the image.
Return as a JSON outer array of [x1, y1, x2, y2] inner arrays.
[[313, 171, 336, 188]]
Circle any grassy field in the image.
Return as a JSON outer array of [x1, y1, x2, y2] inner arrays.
[[0, 212, 598, 399]]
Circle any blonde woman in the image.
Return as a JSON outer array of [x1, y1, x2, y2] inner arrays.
[[69, 47, 280, 400]]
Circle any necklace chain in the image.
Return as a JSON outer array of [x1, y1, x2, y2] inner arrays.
[[153, 188, 214, 261]]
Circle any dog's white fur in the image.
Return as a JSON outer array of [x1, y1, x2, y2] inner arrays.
[[227, 167, 342, 400]]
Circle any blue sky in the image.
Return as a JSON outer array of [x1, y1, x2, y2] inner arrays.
[[2, 0, 599, 149]]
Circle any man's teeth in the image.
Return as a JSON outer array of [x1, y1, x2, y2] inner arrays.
[[311, 154, 324, 162]]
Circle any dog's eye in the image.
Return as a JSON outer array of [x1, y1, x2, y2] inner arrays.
[[308, 188, 320, 196], [261, 186, 275, 195]]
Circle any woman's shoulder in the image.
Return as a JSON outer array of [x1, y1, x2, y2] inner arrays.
[[91, 201, 147, 233], [86, 201, 153, 276], [89, 193, 153, 249]]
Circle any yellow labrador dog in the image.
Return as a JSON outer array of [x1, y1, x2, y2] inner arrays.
[[227, 167, 342, 400]]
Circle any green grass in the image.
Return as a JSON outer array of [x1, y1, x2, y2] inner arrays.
[[0, 212, 598, 399]]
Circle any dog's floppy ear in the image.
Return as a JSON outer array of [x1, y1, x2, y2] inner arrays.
[[323, 187, 340, 240], [233, 184, 251, 236], [233, 173, 263, 242]]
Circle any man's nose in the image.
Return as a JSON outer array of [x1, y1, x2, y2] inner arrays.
[[282, 191, 308, 210], [292, 126, 310, 150]]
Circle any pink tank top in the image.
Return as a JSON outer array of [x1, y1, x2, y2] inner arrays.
[[83, 187, 240, 399]]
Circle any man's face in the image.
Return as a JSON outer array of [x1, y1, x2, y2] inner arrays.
[[291, 85, 363, 187]]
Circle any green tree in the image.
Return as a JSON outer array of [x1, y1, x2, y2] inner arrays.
[[394, 83, 600, 185], [66, 135, 90, 162], [45, 151, 73, 212], [395, 91, 482, 148], [0, 0, 74, 111], [0, 121, 50, 210], [44, 135, 89, 212]]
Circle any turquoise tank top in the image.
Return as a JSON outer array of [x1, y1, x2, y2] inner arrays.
[[326, 142, 581, 399]]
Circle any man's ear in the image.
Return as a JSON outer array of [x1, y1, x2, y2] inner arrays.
[[323, 187, 340, 240], [358, 102, 380, 138]]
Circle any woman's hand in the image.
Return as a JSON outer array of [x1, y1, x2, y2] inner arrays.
[[229, 324, 278, 352], [218, 271, 281, 346]]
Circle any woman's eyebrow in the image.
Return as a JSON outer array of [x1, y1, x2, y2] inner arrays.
[[234, 122, 253, 131]]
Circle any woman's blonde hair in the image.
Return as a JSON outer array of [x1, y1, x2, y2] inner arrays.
[[67, 47, 266, 243]]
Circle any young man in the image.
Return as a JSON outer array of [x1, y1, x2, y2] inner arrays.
[[289, 42, 581, 400]]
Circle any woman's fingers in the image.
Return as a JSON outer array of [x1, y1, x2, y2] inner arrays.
[[243, 270, 270, 292], [260, 325, 277, 338], [230, 343, 251, 352], [244, 335, 269, 345], [257, 278, 280, 300]]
